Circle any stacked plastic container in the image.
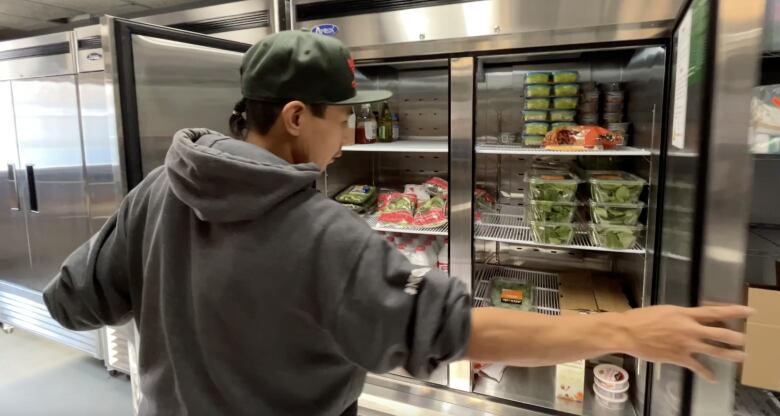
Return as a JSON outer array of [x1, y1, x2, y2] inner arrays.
[[521, 71, 580, 147], [525, 169, 582, 246], [593, 364, 630, 410], [585, 171, 647, 249], [602, 82, 630, 141], [578, 82, 599, 125]]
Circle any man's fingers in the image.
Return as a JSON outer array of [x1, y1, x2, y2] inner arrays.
[[680, 357, 716, 383], [687, 305, 754, 323], [693, 343, 747, 363], [697, 326, 746, 347]]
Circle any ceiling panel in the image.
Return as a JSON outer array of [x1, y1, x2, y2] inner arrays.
[[128, 0, 202, 7], [0, 12, 59, 30], [0, 0, 82, 20], [31, 0, 132, 14]]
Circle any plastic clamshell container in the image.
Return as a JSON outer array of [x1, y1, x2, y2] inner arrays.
[[593, 364, 630, 391], [586, 170, 646, 203], [523, 110, 549, 122], [553, 83, 580, 97], [552, 70, 579, 83], [553, 97, 579, 110], [607, 122, 630, 133], [490, 278, 535, 312], [579, 114, 599, 124], [526, 72, 551, 84], [522, 135, 545, 147], [523, 122, 551, 136], [528, 200, 579, 222], [530, 220, 575, 245], [593, 385, 627, 410], [581, 90, 600, 102], [525, 98, 551, 110], [578, 101, 598, 113], [526, 170, 581, 202], [589, 200, 645, 226], [549, 110, 577, 122], [604, 101, 624, 112], [526, 84, 552, 97], [589, 222, 643, 249], [603, 112, 623, 123], [605, 90, 625, 103], [551, 121, 576, 129]]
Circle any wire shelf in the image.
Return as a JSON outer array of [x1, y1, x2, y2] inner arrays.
[[473, 264, 560, 315], [364, 213, 449, 236], [475, 144, 651, 156], [343, 139, 448, 153], [475, 212, 644, 254]]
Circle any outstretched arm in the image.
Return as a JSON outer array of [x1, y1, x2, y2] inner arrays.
[[465, 305, 751, 382]]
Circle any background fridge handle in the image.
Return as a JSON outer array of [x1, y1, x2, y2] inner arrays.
[[25, 164, 38, 213], [7, 163, 20, 211]]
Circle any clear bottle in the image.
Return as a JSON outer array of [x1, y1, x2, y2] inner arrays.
[[391, 113, 400, 141], [346, 107, 356, 145], [355, 104, 376, 144], [437, 239, 449, 272], [377, 102, 393, 143]]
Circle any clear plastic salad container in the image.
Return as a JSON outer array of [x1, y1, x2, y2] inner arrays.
[[522, 135, 545, 147], [525, 98, 551, 110], [551, 121, 576, 129], [526, 170, 581, 201], [549, 110, 577, 122], [528, 200, 579, 222], [525, 84, 552, 97], [523, 122, 550, 136], [526, 72, 551, 84], [490, 278, 535, 312], [553, 97, 579, 109], [530, 221, 575, 245], [552, 70, 579, 83], [523, 110, 549, 122], [586, 170, 646, 203], [553, 83, 580, 97], [589, 222, 643, 249], [589, 201, 645, 225]]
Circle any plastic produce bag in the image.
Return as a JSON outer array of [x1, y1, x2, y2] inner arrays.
[[404, 184, 430, 203], [413, 196, 448, 228], [335, 185, 377, 205], [474, 187, 496, 210], [377, 192, 417, 227], [424, 177, 449, 198], [544, 125, 623, 150]]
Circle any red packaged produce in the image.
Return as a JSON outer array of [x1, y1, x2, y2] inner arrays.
[[413, 196, 448, 228], [377, 192, 417, 227], [543, 125, 624, 150]]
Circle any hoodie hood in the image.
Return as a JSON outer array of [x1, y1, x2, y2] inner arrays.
[[165, 128, 320, 222]]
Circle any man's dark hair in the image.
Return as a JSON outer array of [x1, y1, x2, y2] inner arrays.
[[229, 98, 327, 138]]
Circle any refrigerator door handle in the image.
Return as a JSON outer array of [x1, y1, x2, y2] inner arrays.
[[7, 163, 20, 211], [25, 164, 38, 213]]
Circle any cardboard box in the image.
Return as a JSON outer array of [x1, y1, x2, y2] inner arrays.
[[741, 286, 780, 392]]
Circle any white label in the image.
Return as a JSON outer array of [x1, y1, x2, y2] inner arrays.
[[671, 9, 692, 150], [364, 121, 376, 140]]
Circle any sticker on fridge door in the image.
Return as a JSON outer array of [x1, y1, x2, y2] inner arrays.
[[671, 9, 692, 150], [311, 24, 339, 36]]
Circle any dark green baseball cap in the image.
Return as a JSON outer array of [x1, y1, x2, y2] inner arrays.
[[240, 30, 391, 105]]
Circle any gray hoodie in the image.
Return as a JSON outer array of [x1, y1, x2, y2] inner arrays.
[[43, 128, 471, 416]]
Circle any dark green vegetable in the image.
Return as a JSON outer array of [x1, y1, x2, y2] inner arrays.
[[490, 278, 535, 312], [527, 171, 580, 202], [335, 185, 377, 205], [590, 202, 644, 225], [587, 171, 646, 203], [590, 223, 641, 249], [531, 221, 575, 245], [529, 200, 577, 222]]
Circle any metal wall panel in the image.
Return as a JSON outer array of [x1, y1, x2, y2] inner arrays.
[[0, 32, 76, 81]]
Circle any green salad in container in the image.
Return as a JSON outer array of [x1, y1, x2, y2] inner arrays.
[[526, 72, 551, 84], [553, 97, 579, 110], [490, 278, 535, 312], [528, 200, 579, 222], [589, 201, 645, 225], [549, 110, 577, 122], [523, 122, 550, 136], [526, 170, 581, 202], [589, 223, 643, 249], [522, 135, 545, 147], [552, 70, 579, 83], [531, 221, 575, 245], [525, 98, 551, 110], [523, 110, 549, 122], [553, 83, 580, 97], [526, 84, 552, 98], [586, 171, 646, 203], [552, 121, 577, 129]]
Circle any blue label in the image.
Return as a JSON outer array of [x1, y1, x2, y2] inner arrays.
[[311, 24, 339, 36]]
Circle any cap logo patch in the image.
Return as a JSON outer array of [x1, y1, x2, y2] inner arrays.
[[311, 24, 339, 36]]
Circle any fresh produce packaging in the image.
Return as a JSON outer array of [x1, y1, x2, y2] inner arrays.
[[523, 122, 551, 136], [604, 101, 624, 112], [526, 72, 551, 84], [525, 84, 552, 98], [549, 110, 577, 122], [603, 112, 623, 123], [377, 192, 417, 227], [404, 184, 430, 203], [581, 90, 599, 102], [589, 222, 643, 249], [580, 114, 599, 124], [589, 201, 645, 225], [490, 278, 535, 312], [474, 187, 496, 210], [552, 71, 579, 83], [526, 170, 581, 201], [551, 122, 576, 130], [553, 97, 579, 110], [606, 122, 630, 134], [528, 200, 579, 222], [413, 196, 448, 228], [543, 125, 624, 150], [531, 221, 575, 245], [586, 171, 646, 203], [578, 101, 598, 113], [605, 90, 625, 103], [335, 185, 377, 205], [523, 110, 549, 122], [424, 177, 449, 197], [522, 135, 545, 147], [525, 98, 552, 110], [553, 83, 580, 97]]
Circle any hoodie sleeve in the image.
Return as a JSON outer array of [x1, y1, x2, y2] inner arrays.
[[43, 199, 133, 331], [324, 230, 471, 379]]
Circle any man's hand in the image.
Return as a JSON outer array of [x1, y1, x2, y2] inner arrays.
[[619, 305, 752, 382]]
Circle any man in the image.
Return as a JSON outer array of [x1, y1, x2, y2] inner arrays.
[[44, 31, 750, 415]]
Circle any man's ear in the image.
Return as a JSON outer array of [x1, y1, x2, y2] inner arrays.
[[280, 101, 306, 137]]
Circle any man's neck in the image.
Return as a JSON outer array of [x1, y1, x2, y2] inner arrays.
[[245, 131, 295, 164]]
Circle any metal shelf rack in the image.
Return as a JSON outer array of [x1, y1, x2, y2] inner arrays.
[[364, 213, 449, 236], [475, 144, 651, 156], [473, 264, 561, 315], [343, 139, 448, 153]]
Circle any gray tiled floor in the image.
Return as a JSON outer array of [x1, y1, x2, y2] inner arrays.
[[0, 328, 133, 415]]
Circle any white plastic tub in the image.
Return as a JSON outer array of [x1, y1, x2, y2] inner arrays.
[[593, 364, 629, 391]]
